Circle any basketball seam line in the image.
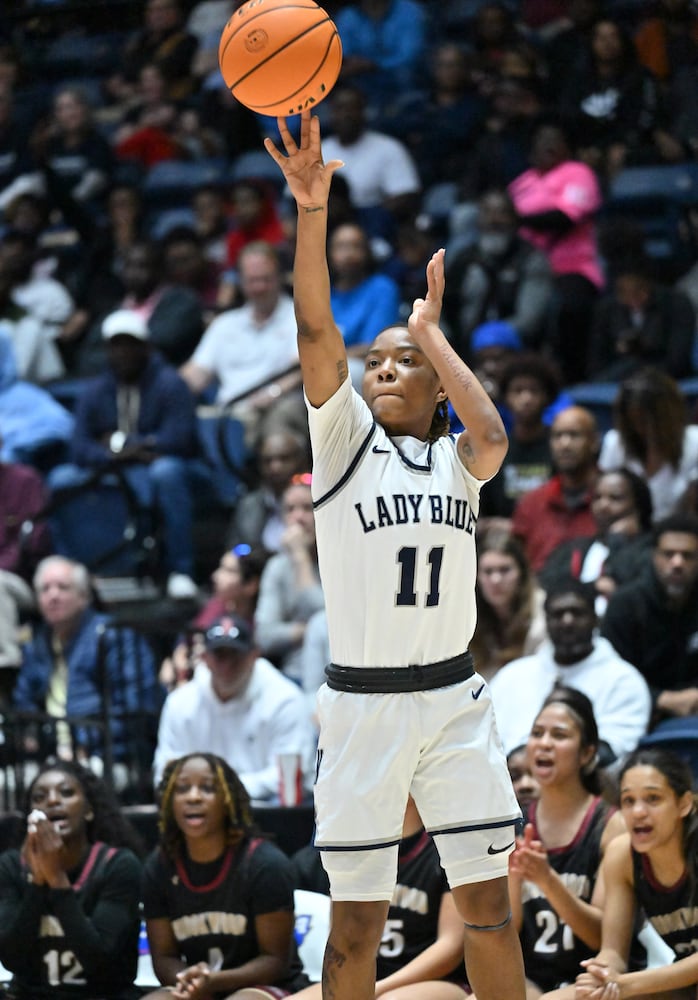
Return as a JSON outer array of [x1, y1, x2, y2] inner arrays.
[[222, 16, 333, 91]]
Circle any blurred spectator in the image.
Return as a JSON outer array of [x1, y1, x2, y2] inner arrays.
[[188, 0, 234, 80], [506, 744, 539, 821], [456, 75, 544, 208], [32, 86, 114, 213], [557, 18, 681, 182], [512, 405, 600, 572], [588, 254, 696, 381], [470, 529, 547, 682], [384, 42, 486, 188], [634, 0, 698, 85], [489, 577, 651, 760], [159, 545, 270, 693], [468, 319, 523, 404], [0, 269, 64, 384], [152, 613, 315, 797], [161, 225, 220, 324], [113, 62, 181, 169], [508, 119, 605, 384], [470, 3, 528, 77], [539, 467, 654, 614], [48, 310, 201, 600], [181, 241, 302, 444], [13, 555, 160, 769], [0, 227, 73, 361], [114, 0, 198, 103], [0, 759, 144, 999], [0, 328, 73, 468], [76, 239, 204, 375], [254, 474, 324, 686], [480, 352, 559, 518], [191, 183, 230, 275], [226, 427, 310, 554], [223, 178, 286, 272], [320, 85, 421, 240], [601, 513, 698, 727], [333, 0, 427, 116], [598, 368, 698, 521], [540, 0, 604, 94], [384, 219, 440, 320], [0, 444, 51, 697], [0, 81, 35, 212], [444, 188, 554, 359], [328, 221, 400, 353]]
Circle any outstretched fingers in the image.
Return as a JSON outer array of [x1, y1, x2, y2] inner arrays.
[[425, 248, 446, 302]]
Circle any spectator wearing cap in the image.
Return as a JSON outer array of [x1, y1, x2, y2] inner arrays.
[[47, 309, 201, 600], [443, 188, 554, 360], [152, 613, 315, 798]]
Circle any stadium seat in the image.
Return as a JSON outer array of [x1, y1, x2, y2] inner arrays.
[[605, 164, 698, 272], [196, 406, 251, 508], [228, 149, 288, 193], [639, 717, 698, 781], [141, 158, 228, 208]]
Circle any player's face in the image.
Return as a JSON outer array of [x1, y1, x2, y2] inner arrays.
[[171, 757, 227, 841], [363, 328, 444, 440], [29, 769, 92, 841], [477, 551, 521, 611], [620, 765, 693, 855], [527, 704, 593, 787]]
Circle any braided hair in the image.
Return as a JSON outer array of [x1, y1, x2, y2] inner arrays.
[[427, 399, 450, 442], [156, 753, 259, 863]]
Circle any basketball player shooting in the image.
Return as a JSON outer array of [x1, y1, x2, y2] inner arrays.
[[265, 111, 526, 1000]]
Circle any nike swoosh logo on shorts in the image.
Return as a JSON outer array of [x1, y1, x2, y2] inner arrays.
[[372, 445, 390, 454], [472, 683, 485, 700], [488, 840, 514, 855]]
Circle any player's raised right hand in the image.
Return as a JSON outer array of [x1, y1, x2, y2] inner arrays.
[[264, 111, 343, 210]]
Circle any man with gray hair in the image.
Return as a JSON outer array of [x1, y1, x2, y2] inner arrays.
[[12, 555, 162, 780]]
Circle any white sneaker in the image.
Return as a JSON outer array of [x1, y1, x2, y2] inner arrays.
[[166, 573, 198, 600]]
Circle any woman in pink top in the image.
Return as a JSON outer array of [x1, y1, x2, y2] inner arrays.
[[509, 120, 604, 385]]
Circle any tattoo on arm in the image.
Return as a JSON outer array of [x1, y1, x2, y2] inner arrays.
[[458, 436, 475, 469], [337, 360, 348, 385], [303, 206, 325, 214], [322, 942, 347, 1000]]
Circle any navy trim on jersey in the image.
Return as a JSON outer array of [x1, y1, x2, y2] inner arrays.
[[392, 439, 433, 473], [430, 818, 519, 836], [319, 836, 403, 852], [312, 422, 377, 510]]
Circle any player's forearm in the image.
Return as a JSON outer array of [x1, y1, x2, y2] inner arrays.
[[540, 870, 602, 950], [294, 205, 334, 338], [375, 935, 462, 994], [620, 953, 698, 997], [425, 330, 507, 450]]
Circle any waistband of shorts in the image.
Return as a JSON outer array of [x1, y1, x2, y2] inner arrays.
[[325, 651, 474, 693]]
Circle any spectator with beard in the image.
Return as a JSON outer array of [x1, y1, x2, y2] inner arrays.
[[601, 513, 698, 729], [512, 405, 599, 573]]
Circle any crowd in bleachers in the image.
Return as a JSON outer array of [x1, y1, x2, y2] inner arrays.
[[0, 0, 698, 995]]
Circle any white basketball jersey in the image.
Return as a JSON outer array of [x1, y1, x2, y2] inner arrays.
[[307, 378, 481, 669]]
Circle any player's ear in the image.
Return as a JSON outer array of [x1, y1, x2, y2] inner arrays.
[[435, 386, 447, 404]]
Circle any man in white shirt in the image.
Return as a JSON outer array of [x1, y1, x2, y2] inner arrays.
[[489, 578, 651, 762], [321, 85, 421, 239], [180, 240, 302, 418], [153, 613, 315, 800]]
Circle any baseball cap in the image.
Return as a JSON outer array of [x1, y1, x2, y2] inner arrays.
[[471, 321, 522, 354], [102, 309, 149, 341], [204, 615, 254, 653]]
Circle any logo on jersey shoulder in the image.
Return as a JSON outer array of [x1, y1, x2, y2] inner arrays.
[[487, 840, 515, 855], [372, 445, 390, 455], [472, 683, 485, 700]]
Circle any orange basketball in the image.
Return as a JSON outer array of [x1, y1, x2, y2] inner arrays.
[[219, 0, 342, 117]]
